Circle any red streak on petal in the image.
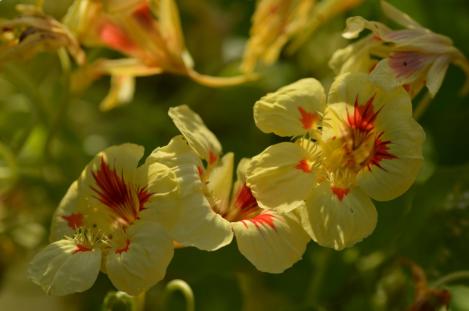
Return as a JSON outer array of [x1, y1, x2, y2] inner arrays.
[[235, 184, 258, 213], [208, 150, 218, 165], [91, 157, 138, 224], [368, 132, 397, 170], [296, 159, 312, 173], [73, 244, 91, 254], [133, 3, 153, 29], [138, 188, 152, 211], [331, 187, 350, 201], [298, 106, 319, 130], [115, 239, 131, 254], [242, 213, 276, 230], [197, 165, 204, 178], [347, 95, 380, 135], [62, 213, 84, 229], [403, 84, 411, 93], [100, 21, 136, 52], [368, 62, 378, 73]]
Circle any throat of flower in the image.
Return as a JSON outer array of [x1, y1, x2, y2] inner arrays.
[[91, 157, 151, 225], [222, 184, 262, 222]]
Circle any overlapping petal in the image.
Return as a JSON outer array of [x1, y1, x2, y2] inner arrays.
[[253, 78, 326, 137], [147, 136, 233, 251], [300, 183, 377, 250], [106, 221, 174, 296], [28, 239, 102, 296], [247, 142, 316, 212], [232, 211, 309, 273], [168, 105, 222, 165]]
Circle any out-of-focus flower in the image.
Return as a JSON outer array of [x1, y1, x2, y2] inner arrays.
[[28, 144, 180, 295], [330, 1, 469, 98], [66, 0, 251, 110], [0, 4, 85, 66], [241, 0, 363, 73], [149, 105, 309, 273], [247, 73, 425, 250]]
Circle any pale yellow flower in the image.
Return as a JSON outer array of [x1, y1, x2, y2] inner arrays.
[[330, 1, 469, 97], [247, 73, 425, 249], [29, 144, 180, 295], [148, 105, 310, 273]]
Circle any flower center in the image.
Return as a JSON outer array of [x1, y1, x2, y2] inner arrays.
[[341, 95, 396, 172]]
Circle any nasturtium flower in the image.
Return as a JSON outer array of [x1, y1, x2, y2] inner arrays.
[[330, 1, 469, 98], [65, 0, 249, 110], [29, 144, 180, 295], [247, 73, 425, 250], [0, 4, 85, 66], [151, 105, 309, 273], [242, 0, 363, 73]]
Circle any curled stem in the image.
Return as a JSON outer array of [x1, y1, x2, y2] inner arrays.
[[164, 279, 195, 311]]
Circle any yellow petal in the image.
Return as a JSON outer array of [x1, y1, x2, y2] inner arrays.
[[232, 211, 309, 273], [329, 35, 378, 75], [158, 0, 187, 57], [357, 100, 425, 200], [342, 16, 390, 40], [168, 105, 222, 164], [207, 153, 234, 209], [100, 75, 135, 111], [246, 142, 316, 212], [147, 136, 233, 250], [254, 78, 326, 137], [300, 183, 377, 250], [28, 239, 102, 296], [169, 191, 233, 251], [49, 181, 82, 241], [426, 55, 450, 97], [146, 136, 202, 196], [106, 221, 174, 295]]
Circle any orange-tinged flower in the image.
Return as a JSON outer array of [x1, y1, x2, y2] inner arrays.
[[330, 1, 469, 98], [247, 73, 425, 249], [65, 0, 250, 110], [148, 105, 310, 273], [242, 0, 363, 73]]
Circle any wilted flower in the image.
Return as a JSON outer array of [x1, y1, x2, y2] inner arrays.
[[151, 105, 310, 273], [65, 0, 250, 110], [0, 4, 85, 66], [242, 0, 363, 73], [330, 1, 469, 98], [247, 73, 425, 249]]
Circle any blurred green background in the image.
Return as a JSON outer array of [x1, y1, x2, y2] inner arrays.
[[1, 0, 469, 310]]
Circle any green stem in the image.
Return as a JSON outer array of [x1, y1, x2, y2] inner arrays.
[[431, 271, 469, 288], [164, 279, 195, 311]]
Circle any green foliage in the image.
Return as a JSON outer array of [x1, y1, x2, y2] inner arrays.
[[0, 0, 468, 310]]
